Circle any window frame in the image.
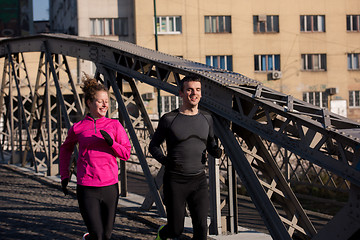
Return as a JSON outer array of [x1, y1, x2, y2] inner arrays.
[[90, 18, 128, 36], [347, 15, 360, 32], [254, 54, 281, 72], [206, 55, 233, 71], [303, 91, 328, 108], [253, 15, 279, 33], [156, 16, 182, 34], [301, 53, 327, 71], [348, 53, 360, 70], [160, 95, 182, 115], [204, 16, 232, 33], [349, 90, 360, 107], [300, 15, 326, 32]]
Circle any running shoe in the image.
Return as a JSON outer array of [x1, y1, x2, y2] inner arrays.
[[82, 232, 90, 240], [155, 225, 167, 240]]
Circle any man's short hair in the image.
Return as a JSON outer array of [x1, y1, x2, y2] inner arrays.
[[179, 75, 201, 91]]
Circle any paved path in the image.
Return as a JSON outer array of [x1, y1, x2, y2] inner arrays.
[[0, 161, 332, 240], [0, 164, 163, 240]]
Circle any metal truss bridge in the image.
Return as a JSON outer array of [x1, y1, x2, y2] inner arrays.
[[1, 34, 360, 240]]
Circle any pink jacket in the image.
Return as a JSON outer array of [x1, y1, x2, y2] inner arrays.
[[59, 115, 131, 187]]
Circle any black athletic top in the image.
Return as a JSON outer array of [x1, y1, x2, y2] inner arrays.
[[149, 109, 221, 176]]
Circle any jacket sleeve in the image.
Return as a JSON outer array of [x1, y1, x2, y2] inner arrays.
[[59, 126, 77, 180], [206, 115, 223, 158], [111, 121, 131, 161], [149, 116, 167, 165]]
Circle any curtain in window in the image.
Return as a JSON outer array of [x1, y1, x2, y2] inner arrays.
[[354, 54, 359, 69], [219, 56, 225, 69], [268, 55, 273, 71], [211, 17, 217, 32], [169, 17, 174, 32], [206, 56, 211, 66], [348, 54, 352, 69], [205, 16, 210, 33], [261, 55, 266, 71]]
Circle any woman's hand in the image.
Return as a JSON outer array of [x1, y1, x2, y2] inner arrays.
[[100, 130, 113, 146], [61, 178, 69, 196]]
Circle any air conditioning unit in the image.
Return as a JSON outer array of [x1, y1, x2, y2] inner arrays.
[[272, 71, 282, 80], [258, 15, 267, 22], [142, 92, 155, 100], [327, 87, 338, 95]]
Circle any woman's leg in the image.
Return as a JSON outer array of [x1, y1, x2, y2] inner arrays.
[[100, 183, 119, 240], [77, 185, 104, 239]]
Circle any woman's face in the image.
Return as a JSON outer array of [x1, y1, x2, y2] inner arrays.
[[87, 90, 109, 118]]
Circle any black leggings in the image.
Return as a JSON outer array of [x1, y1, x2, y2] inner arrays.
[[160, 172, 209, 240], [77, 183, 119, 240]]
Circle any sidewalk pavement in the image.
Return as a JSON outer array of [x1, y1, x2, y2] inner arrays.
[[5, 161, 272, 240]]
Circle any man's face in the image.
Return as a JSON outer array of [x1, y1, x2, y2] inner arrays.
[[179, 80, 202, 108]]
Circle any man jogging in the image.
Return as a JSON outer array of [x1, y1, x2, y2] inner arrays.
[[149, 75, 222, 240]]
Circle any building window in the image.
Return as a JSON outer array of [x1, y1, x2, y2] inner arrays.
[[347, 15, 360, 32], [90, 18, 128, 36], [303, 91, 328, 108], [348, 53, 360, 70], [160, 95, 182, 115], [300, 15, 325, 32], [206, 55, 233, 71], [156, 16, 182, 34], [301, 54, 326, 71], [253, 15, 279, 33], [205, 16, 231, 33], [349, 91, 360, 107], [254, 54, 280, 72]]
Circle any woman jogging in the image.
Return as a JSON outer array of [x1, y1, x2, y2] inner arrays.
[[59, 75, 131, 240]]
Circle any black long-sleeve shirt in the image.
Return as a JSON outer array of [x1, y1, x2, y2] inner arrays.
[[149, 109, 221, 176]]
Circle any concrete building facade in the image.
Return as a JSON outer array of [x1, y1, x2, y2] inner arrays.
[[50, 0, 360, 121]]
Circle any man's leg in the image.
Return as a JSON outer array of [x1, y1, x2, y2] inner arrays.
[[160, 174, 188, 239], [187, 173, 209, 240]]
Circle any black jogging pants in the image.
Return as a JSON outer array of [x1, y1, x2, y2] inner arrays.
[[160, 171, 209, 240], [77, 183, 119, 240]]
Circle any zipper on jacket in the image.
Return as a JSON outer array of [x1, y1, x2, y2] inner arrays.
[[94, 119, 97, 133]]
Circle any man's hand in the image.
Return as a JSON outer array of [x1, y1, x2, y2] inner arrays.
[[61, 178, 69, 196], [213, 148, 223, 159], [100, 130, 113, 146]]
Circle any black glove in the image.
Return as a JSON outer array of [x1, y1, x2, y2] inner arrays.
[[100, 130, 113, 146], [61, 178, 69, 196], [201, 151, 208, 164], [213, 148, 223, 159]]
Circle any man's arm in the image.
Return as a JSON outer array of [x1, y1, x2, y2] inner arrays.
[[149, 117, 168, 165], [206, 114, 223, 159]]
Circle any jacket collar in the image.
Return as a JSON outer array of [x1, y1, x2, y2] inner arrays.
[[85, 114, 106, 122]]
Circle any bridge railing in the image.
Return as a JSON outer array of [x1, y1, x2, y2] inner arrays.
[[1, 34, 360, 240]]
